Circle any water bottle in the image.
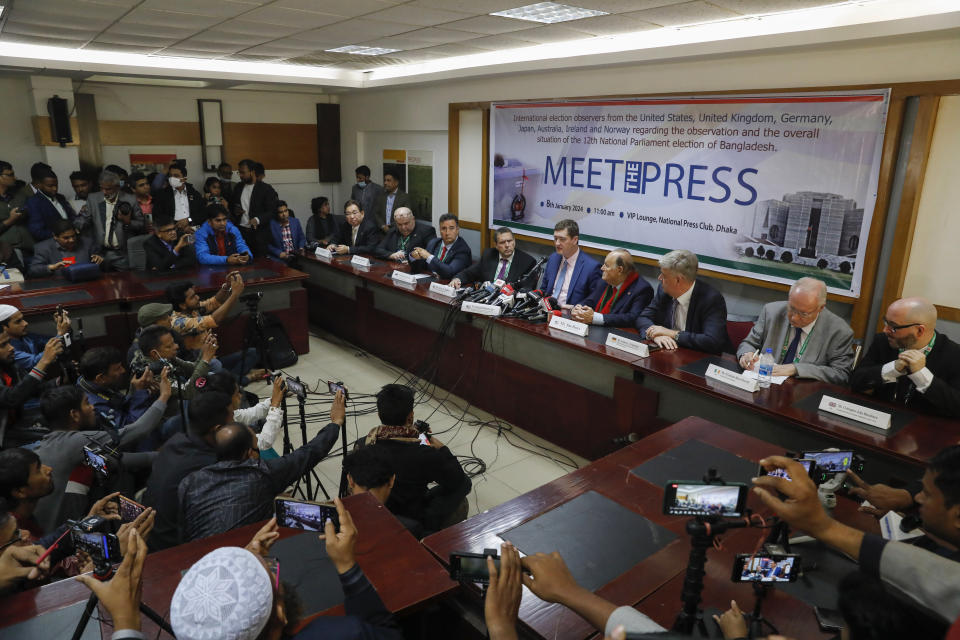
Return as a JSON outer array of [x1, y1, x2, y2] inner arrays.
[[757, 348, 775, 389]]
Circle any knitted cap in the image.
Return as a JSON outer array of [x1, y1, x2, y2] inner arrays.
[[170, 547, 274, 640]]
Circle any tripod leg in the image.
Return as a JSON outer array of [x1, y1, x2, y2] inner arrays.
[[140, 601, 176, 636], [71, 593, 98, 640], [338, 421, 349, 498]]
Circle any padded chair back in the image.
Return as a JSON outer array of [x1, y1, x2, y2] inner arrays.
[[127, 234, 150, 271], [726, 316, 757, 350]]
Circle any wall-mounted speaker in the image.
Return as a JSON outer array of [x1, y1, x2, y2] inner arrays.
[[316, 103, 341, 183], [47, 95, 72, 147]]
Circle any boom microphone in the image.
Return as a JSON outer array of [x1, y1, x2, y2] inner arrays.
[[513, 255, 548, 286]]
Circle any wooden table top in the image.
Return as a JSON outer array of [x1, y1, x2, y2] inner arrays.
[[422, 415, 879, 640], [0, 493, 456, 637], [302, 253, 960, 467], [0, 260, 309, 313]]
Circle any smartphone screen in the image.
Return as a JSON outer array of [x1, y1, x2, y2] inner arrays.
[[275, 498, 339, 532], [449, 553, 499, 584], [663, 481, 748, 517], [327, 381, 347, 397], [83, 447, 108, 475], [118, 495, 146, 523], [732, 553, 800, 583], [758, 458, 814, 482], [284, 377, 306, 398], [802, 450, 853, 473]]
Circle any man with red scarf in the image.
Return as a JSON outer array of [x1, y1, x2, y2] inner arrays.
[[571, 249, 653, 327]]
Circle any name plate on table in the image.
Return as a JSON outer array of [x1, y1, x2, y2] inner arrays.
[[604, 333, 650, 358], [314, 247, 332, 259], [549, 314, 589, 337], [429, 282, 457, 298], [818, 395, 891, 429], [391, 270, 418, 285], [350, 255, 371, 268], [705, 364, 759, 393], [461, 301, 502, 316]]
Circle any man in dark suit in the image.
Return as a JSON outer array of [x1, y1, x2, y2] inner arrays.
[[231, 159, 279, 258], [24, 168, 77, 242], [145, 215, 197, 271], [350, 165, 383, 219], [267, 201, 306, 265], [370, 169, 412, 233], [408, 213, 472, 280], [331, 200, 382, 256], [450, 227, 537, 289], [154, 162, 204, 230], [85, 170, 146, 271], [373, 208, 435, 261], [28, 220, 103, 278], [851, 297, 960, 418], [539, 219, 601, 308], [636, 249, 732, 354], [571, 249, 652, 327]]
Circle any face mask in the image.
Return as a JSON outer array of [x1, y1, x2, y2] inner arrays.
[[168, 177, 182, 189], [356, 181, 366, 187]]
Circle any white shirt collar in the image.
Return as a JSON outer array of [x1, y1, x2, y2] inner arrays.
[[798, 315, 818, 337], [675, 280, 695, 307]]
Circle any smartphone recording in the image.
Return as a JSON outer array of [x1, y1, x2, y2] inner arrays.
[[758, 458, 815, 482], [449, 552, 499, 584], [82, 446, 109, 477], [732, 553, 800, 583], [118, 495, 147, 523], [274, 497, 339, 533], [663, 482, 748, 517], [802, 450, 853, 473]]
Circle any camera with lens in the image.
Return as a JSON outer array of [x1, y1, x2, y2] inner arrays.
[[69, 516, 122, 575], [414, 419, 430, 434], [130, 358, 170, 379]]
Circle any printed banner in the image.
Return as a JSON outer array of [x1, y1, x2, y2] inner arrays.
[[489, 90, 890, 296]]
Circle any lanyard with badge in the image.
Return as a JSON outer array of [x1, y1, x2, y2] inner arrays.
[[778, 325, 813, 363]]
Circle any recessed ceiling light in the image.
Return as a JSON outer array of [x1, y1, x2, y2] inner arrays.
[[325, 45, 400, 56], [491, 2, 607, 24]]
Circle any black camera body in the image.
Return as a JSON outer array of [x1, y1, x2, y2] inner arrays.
[[130, 357, 171, 379], [82, 443, 121, 479], [69, 516, 122, 575], [414, 419, 430, 434]]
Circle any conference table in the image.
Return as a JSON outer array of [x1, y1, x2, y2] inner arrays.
[[0, 493, 456, 639], [0, 259, 310, 356], [424, 415, 881, 640], [299, 251, 958, 476]]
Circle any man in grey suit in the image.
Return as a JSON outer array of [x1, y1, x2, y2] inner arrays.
[[350, 165, 383, 219], [83, 170, 145, 270], [737, 277, 854, 384], [370, 169, 413, 233]]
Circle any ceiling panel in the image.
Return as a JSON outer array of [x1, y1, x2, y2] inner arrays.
[[359, 34, 440, 50], [466, 33, 540, 51], [0, 33, 91, 47], [7, 6, 122, 30], [102, 22, 201, 39], [119, 8, 225, 30], [710, 0, 839, 14], [511, 24, 598, 44], [417, 42, 493, 57], [91, 33, 182, 47], [302, 18, 412, 42], [572, 0, 691, 12], [272, 0, 396, 16], [407, 0, 521, 12], [3, 22, 101, 40], [235, 6, 346, 28], [83, 43, 167, 54], [570, 13, 661, 35], [371, 5, 474, 28], [626, 1, 742, 26], [401, 27, 481, 44], [208, 20, 303, 38], [138, 0, 261, 19], [444, 15, 534, 35]]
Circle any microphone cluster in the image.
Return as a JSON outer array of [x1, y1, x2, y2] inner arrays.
[[455, 279, 560, 323]]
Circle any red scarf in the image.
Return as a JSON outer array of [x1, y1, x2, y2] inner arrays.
[[595, 272, 639, 313]]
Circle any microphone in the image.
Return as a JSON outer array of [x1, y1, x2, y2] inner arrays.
[[480, 285, 503, 305], [513, 289, 542, 313], [494, 284, 516, 309], [541, 296, 560, 314], [612, 433, 640, 447], [525, 309, 560, 323], [513, 255, 547, 286], [466, 282, 495, 302]]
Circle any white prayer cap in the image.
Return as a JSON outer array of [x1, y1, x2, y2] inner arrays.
[[0, 305, 18, 322], [170, 547, 274, 640]]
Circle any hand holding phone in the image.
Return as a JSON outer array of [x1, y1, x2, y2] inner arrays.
[[275, 497, 339, 533], [663, 481, 749, 517]]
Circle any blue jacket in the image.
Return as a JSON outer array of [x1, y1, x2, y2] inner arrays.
[[540, 250, 601, 306], [582, 275, 654, 328], [25, 192, 76, 241], [635, 279, 733, 354], [414, 236, 472, 280], [77, 376, 155, 435], [10, 333, 52, 375], [194, 221, 251, 265], [267, 217, 306, 258]]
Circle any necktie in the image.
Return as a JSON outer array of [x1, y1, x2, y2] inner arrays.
[[782, 327, 802, 364], [666, 299, 677, 330], [439, 245, 447, 262], [496, 259, 507, 280], [552, 259, 568, 297]]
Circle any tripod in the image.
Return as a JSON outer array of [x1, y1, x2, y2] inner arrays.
[[238, 296, 270, 378], [284, 385, 329, 501], [747, 582, 779, 639], [72, 564, 174, 640]]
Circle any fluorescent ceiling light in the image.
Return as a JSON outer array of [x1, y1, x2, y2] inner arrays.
[[325, 45, 400, 56], [491, 2, 607, 24], [86, 75, 210, 88]]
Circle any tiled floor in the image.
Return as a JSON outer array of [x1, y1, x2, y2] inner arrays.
[[246, 328, 589, 517]]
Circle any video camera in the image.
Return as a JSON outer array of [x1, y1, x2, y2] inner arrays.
[[68, 515, 122, 576]]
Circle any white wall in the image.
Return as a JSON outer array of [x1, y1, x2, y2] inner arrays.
[[0, 76, 46, 180]]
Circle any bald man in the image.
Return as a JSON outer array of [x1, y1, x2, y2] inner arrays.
[[571, 249, 653, 327], [373, 207, 436, 262], [737, 277, 854, 384], [851, 297, 960, 417]]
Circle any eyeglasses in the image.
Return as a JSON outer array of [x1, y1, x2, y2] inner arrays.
[[0, 529, 21, 552], [883, 318, 921, 332], [787, 305, 818, 320]]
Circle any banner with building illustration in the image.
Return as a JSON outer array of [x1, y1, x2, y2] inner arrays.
[[489, 90, 890, 297]]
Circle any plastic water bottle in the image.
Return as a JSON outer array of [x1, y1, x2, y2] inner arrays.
[[757, 348, 775, 388]]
